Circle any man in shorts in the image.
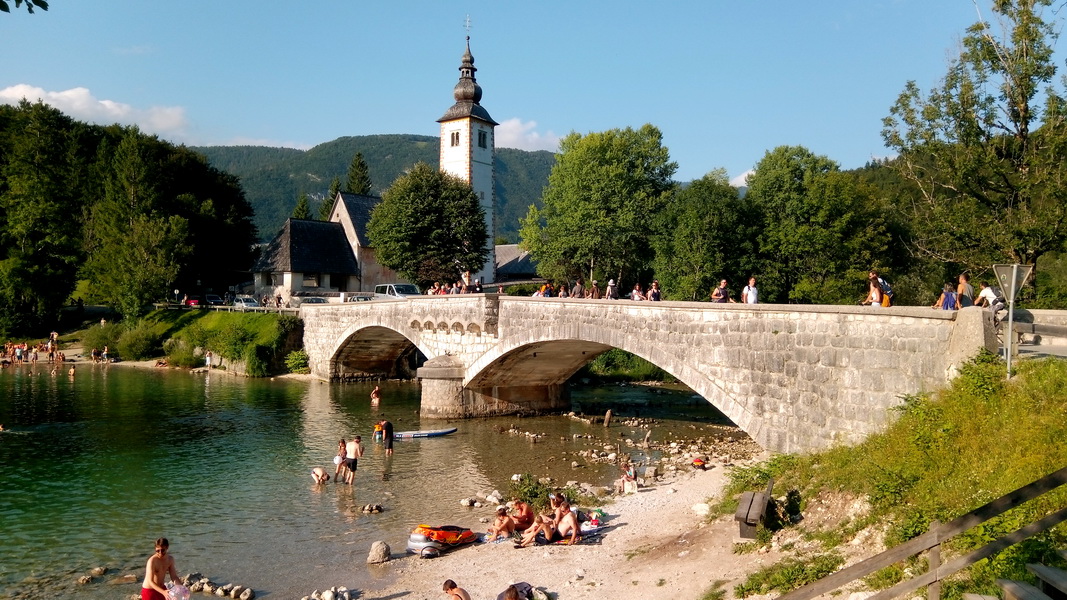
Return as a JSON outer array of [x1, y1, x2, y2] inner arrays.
[[141, 537, 181, 600], [380, 420, 394, 456], [344, 436, 364, 485]]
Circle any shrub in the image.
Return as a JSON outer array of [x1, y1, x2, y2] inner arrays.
[[733, 553, 844, 598], [507, 474, 554, 512], [116, 320, 162, 360], [243, 344, 271, 377], [163, 338, 201, 368], [81, 321, 123, 354], [285, 350, 310, 374]]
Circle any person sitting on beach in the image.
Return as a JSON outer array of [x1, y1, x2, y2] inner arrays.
[[487, 506, 516, 541], [310, 467, 330, 484], [516, 514, 553, 548], [616, 460, 637, 494], [554, 503, 581, 545], [442, 579, 471, 600], [155, 359, 168, 367], [508, 497, 534, 530]]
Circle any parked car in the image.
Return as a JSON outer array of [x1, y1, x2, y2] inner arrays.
[[205, 294, 224, 306], [185, 295, 201, 307], [374, 283, 422, 298], [233, 296, 261, 311], [293, 297, 329, 307]]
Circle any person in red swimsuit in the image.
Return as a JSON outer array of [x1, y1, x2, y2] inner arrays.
[[141, 537, 180, 600]]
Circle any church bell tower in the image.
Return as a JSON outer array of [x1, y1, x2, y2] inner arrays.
[[438, 36, 497, 285]]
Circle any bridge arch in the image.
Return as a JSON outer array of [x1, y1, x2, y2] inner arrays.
[[329, 323, 432, 380], [464, 333, 762, 443]]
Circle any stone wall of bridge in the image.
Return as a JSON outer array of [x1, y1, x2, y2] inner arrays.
[[301, 295, 995, 453]]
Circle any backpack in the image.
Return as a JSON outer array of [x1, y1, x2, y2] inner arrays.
[[878, 277, 893, 298]]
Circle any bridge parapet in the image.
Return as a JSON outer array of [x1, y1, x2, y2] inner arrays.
[[301, 296, 996, 452]]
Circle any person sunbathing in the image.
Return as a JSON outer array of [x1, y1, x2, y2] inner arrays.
[[516, 515, 552, 548], [487, 507, 515, 541], [508, 498, 534, 530]]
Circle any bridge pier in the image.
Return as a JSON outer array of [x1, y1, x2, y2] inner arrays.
[[418, 355, 569, 418]]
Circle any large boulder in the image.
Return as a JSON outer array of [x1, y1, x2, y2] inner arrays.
[[366, 541, 391, 564]]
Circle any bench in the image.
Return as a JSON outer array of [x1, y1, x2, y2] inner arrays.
[[998, 578, 1054, 600], [1027, 563, 1067, 600], [734, 478, 774, 539]]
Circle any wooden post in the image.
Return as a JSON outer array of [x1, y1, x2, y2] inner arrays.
[[603, 409, 612, 428], [928, 520, 941, 600]]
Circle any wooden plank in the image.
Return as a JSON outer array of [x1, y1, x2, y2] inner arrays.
[[775, 467, 1067, 600], [735, 491, 755, 521], [861, 505, 1067, 600], [746, 493, 767, 524], [962, 594, 1000, 600], [1028, 564, 1067, 598], [998, 579, 1053, 600]]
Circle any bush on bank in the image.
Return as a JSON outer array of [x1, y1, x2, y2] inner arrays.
[[722, 351, 1067, 599], [82, 309, 303, 375]]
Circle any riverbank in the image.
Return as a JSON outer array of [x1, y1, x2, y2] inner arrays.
[[355, 460, 770, 600]]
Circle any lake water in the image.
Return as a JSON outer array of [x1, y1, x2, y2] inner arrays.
[[0, 366, 734, 599]]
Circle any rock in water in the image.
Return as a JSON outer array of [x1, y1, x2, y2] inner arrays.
[[239, 588, 255, 600], [366, 541, 391, 564], [77, 575, 93, 585], [90, 566, 108, 576]]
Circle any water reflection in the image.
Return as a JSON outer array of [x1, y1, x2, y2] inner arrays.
[[0, 368, 733, 599]]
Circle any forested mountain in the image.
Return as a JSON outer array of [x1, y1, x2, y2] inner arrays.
[[192, 134, 557, 243]]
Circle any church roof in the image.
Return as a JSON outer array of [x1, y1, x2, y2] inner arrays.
[[253, 218, 358, 274], [336, 192, 380, 246], [437, 37, 498, 126], [495, 244, 538, 278]]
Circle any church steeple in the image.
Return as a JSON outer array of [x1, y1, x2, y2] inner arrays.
[[438, 36, 498, 126], [437, 33, 497, 284]]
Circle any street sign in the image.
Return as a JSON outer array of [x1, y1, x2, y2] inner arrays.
[[992, 264, 1033, 303]]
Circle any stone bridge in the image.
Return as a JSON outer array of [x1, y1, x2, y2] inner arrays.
[[300, 296, 995, 453]]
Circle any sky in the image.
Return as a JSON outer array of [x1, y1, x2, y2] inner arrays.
[[0, 1, 1030, 184]]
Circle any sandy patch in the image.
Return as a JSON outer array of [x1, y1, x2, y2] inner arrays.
[[355, 459, 779, 600]]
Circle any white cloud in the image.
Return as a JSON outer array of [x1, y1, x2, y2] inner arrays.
[[495, 117, 560, 152], [730, 169, 754, 187], [0, 84, 189, 139]]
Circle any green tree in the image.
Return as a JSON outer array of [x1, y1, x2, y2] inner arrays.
[[747, 146, 894, 304], [0, 101, 81, 334], [292, 192, 311, 220], [367, 162, 488, 288], [85, 128, 189, 318], [321, 176, 341, 220], [0, 0, 48, 14], [881, 0, 1067, 290], [345, 152, 372, 195], [519, 124, 676, 284], [652, 169, 758, 301]]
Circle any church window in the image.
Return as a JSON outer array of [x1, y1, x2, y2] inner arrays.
[[478, 131, 488, 148], [451, 131, 460, 147]]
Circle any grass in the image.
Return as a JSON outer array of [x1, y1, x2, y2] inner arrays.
[[723, 351, 1067, 599], [700, 581, 728, 600]]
